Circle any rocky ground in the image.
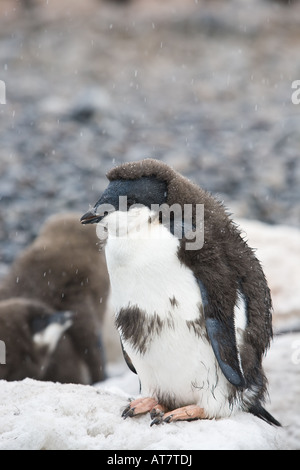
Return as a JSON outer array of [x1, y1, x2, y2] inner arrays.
[[0, 0, 300, 270]]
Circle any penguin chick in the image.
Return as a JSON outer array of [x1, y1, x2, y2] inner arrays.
[[0, 213, 110, 384], [81, 159, 280, 426], [0, 298, 72, 381]]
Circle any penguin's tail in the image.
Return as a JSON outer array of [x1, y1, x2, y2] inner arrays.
[[249, 403, 281, 427]]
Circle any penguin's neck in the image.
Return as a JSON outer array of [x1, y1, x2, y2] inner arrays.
[[103, 206, 159, 239]]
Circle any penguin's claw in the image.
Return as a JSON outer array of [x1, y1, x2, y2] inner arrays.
[[150, 405, 165, 426], [150, 413, 174, 426], [150, 404, 166, 420], [164, 414, 173, 423], [150, 415, 163, 426], [121, 405, 135, 419]]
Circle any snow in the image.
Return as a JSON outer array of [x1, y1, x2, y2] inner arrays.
[[0, 219, 299, 450], [237, 219, 300, 322], [0, 325, 296, 451], [0, 372, 286, 451], [263, 333, 300, 450]]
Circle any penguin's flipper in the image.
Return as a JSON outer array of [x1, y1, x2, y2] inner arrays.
[[120, 340, 137, 374], [197, 279, 246, 389]]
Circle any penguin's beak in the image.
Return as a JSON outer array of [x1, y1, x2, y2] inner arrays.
[[81, 195, 117, 225], [80, 208, 105, 225], [81, 181, 121, 224]]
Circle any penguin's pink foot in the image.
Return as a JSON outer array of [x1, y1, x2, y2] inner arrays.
[[122, 397, 163, 419], [150, 405, 207, 426]]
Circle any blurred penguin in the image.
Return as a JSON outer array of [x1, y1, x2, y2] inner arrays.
[[0, 298, 73, 381], [0, 213, 110, 384]]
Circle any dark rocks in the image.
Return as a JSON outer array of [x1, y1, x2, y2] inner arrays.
[[0, 0, 299, 269]]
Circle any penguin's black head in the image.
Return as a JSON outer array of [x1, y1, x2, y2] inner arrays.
[[81, 177, 167, 224]]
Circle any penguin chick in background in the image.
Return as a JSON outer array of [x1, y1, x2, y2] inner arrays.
[[0, 298, 72, 381], [81, 158, 281, 426], [0, 213, 110, 384]]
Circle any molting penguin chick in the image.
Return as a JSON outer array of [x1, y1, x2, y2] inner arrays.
[[81, 159, 280, 426], [0, 298, 72, 381], [0, 213, 110, 384]]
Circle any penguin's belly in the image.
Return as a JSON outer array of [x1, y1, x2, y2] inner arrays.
[[122, 318, 234, 418], [105, 221, 234, 418]]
